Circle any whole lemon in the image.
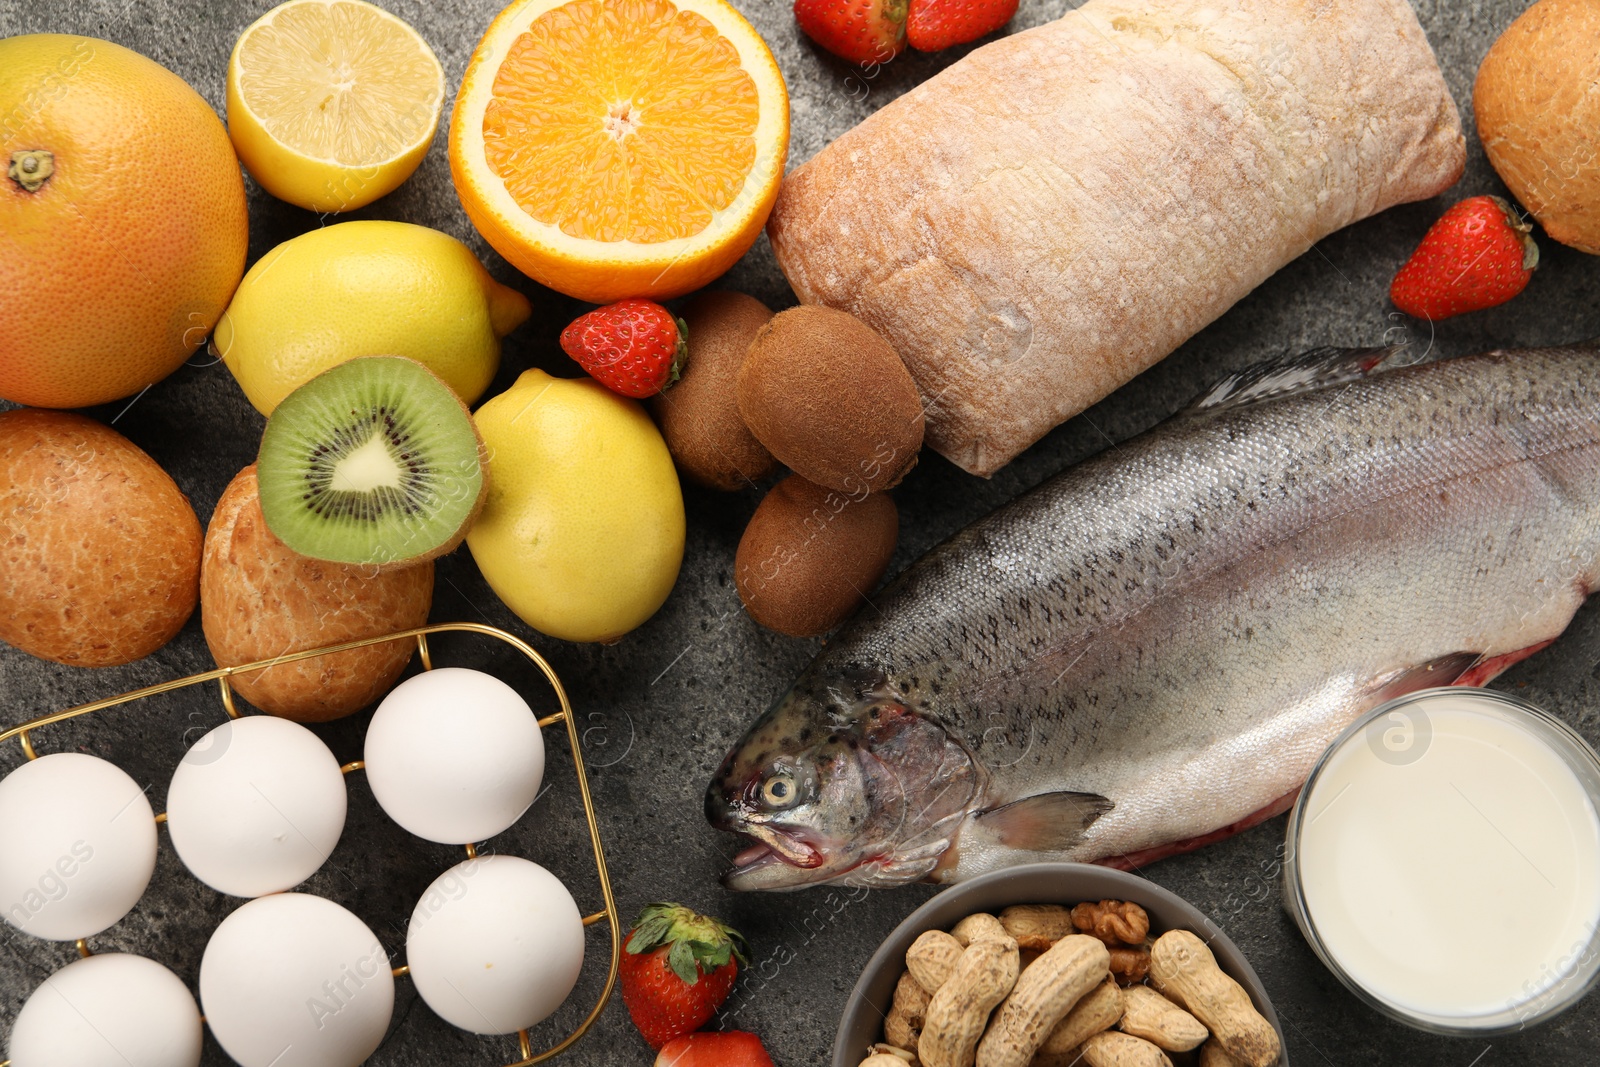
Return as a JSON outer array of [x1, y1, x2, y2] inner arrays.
[[469, 370, 684, 643], [214, 221, 530, 414]]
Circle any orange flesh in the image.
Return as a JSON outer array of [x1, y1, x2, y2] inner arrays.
[[483, 0, 760, 243]]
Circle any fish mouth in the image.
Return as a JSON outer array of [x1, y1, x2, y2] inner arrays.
[[723, 828, 845, 891], [726, 840, 787, 883], [739, 824, 823, 868]]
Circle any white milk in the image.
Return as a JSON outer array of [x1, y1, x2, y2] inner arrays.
[[1296, 691, 1600, 1025]]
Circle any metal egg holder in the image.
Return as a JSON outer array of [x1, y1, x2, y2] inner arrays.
[[0, 622, 621, 1067]]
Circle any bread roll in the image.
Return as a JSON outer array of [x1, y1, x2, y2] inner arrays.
[[769, 0, 1464, 476], [1475, 0, 1600, 254]]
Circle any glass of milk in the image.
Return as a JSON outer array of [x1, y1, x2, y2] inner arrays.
[[1283, 686, 1600, 1033]]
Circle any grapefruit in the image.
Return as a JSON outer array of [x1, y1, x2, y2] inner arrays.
[[0, 34, 249, 409]]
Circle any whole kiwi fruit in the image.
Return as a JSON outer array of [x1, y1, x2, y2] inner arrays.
[[202, 466, 433, 722], [735, 474, 898, 637], [650, 290, 777, 490], [0, 409, 202, 667], [737, 306, 924, 494]]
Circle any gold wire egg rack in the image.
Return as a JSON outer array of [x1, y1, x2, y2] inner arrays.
[[0, 621, 621, 1067]]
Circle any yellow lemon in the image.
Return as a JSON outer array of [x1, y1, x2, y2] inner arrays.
[[469, 370, 685, 643], [214, 220, 530, 414], [227, 0, 445, 212]]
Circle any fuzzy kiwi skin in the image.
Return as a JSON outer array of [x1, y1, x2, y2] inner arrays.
[[0, 409, 202, 667], [650, 291, 778, 491], [737, 305, 924, 494], [735, 474, 898, 637], [257, 355, 490, 571], [203, 466, 433, 722]]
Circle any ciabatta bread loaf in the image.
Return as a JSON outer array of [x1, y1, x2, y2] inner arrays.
[[768, 0, 1464, 476]]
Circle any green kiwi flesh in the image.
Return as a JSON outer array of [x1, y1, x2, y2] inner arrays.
[[257, 356, 487, 569]]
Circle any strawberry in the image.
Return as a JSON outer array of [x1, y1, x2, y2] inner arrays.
[[559, 298, 687, 398], [1389, 195, 1538, 320], [656, 1032, 776, 1067], [906, 0, 1017, 51], [794, 0, 908, 66], [620, 902, 749, 1050]]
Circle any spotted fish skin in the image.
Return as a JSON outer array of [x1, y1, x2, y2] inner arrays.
[[706, 344, 1600, 890]]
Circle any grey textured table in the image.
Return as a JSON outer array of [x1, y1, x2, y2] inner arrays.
[[3, 0, 1599, 1064]]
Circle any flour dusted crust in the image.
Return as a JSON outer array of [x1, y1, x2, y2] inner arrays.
[[768, 0, 1464, 476]]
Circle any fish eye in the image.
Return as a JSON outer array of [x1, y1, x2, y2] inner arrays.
[[760, 772, 798, 809]]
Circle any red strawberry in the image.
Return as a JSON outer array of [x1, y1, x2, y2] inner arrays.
[[906, 0, 1017, 51], [1389, 195, 1538, 320], [620, 902, 749, 1050], [559, 299, 687, 398], [656, 1032, 775, 1067], [794, 0, 908, 66]]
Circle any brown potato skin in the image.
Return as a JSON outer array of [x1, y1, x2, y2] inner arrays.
[[735, 474, 898, 637], [202, 466, 433, 722], [0, 409, 201, 667], [650, 290, 777, 491], [737, 305, 924, 493], [1475, 0, 1600, 253]]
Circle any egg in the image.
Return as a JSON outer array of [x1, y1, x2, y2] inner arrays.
[[165, 716, 347, 897], [200, 893, 393, 1067], [405, 856, 585, 1034], [7, 952, 202, 1067], [0, 753, 157, 940], [363, 667, 545, 844]]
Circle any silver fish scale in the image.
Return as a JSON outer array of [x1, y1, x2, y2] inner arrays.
[[812, 346, 1600, 876]]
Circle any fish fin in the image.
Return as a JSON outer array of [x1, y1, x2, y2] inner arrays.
[[975, 791, 1114, 852], [1098, 787, 1300, 872], [1185, 345, 1419, 416], [1455, 639, 1559, 687], [1372, 651, 1482, 701]]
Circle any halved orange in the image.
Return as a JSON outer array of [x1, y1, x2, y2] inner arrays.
[[449, 0, 789, 303]]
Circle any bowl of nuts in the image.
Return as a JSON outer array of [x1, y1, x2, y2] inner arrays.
[[833, 862, 1286, 1067]]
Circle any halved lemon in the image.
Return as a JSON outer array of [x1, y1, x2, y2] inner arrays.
[[450, 0, 789, 303], [227, 0, 445, 213]]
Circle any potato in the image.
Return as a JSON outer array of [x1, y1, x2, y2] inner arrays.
[[650, 290, 777, 490], [0, 409, 201, 667], [737, 305, 923, 493], [202, 466, 432, 722], [735, 474, 898, 637], [1475, 0, 1600, 253]]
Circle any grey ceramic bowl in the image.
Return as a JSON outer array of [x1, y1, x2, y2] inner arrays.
[[832, 862, 1287, 1066]]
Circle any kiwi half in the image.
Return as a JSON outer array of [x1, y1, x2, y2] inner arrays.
[[257, 356, 488, 569]]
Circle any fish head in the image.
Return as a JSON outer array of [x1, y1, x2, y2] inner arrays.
[[705, 672, 981, 891]]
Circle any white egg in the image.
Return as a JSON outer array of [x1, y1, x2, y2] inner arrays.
[[0, 753, 157, 940], [166, 715, 347, 898], [363, 667, 544, 844], [200, 893, 394, 1067], [406, 856, 586, 1034], [7, 952, 202, 1067]]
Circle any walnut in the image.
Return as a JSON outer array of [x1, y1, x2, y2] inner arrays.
[[1071, 900, 1151, 946], [1108, 945, 1152, 986]]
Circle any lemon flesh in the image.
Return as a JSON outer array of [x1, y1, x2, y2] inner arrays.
[[228, 0, 445, 212], [214, 220, 530, 416], [468, 370, 685, 643]]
